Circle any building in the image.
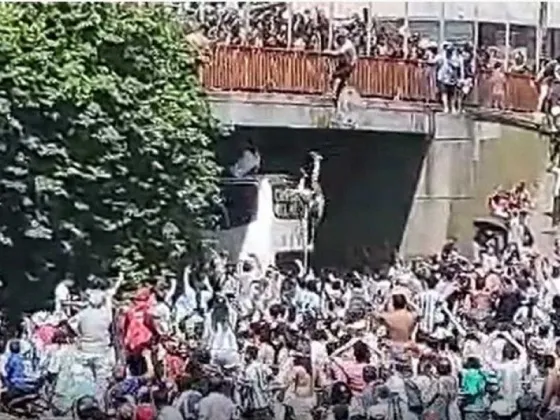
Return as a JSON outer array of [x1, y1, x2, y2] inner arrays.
[[185, 1, 560, 71]]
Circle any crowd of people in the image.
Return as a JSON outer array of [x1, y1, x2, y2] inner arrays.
[[2, 174, 560, 420], [179, 2, 534, 71], [180, 2, 540, 114]]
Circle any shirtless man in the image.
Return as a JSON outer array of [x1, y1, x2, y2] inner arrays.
[[375, 294, 418, 359], [325, 30, 357, 109]]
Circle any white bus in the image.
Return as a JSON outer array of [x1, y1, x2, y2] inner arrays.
[[208, 174, 311, 270]]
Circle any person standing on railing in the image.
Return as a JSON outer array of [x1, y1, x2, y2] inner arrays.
[[434, 42, 461, 114], [325, 29, 357, 109]]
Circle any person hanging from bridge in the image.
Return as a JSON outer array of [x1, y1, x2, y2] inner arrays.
[[325, 29, 357, 109]]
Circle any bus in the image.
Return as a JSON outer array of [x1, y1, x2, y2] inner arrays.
[[208, 174, 311, 270]]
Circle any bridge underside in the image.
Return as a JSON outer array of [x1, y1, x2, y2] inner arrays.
[[212, 92, 551, 266], [209, 91, 432, 135], [219, 127, 428, 268]]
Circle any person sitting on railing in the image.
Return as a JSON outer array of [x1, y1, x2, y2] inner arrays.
[[325, 29, 357, 109]]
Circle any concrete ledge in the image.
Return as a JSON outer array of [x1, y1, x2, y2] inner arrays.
[[208, 91, 431, 134]]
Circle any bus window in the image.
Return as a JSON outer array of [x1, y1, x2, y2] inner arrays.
[[273, 185, 304, 219], [220, 183, 259, 228]]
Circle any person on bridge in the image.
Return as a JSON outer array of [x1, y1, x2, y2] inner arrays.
[[326, 29, 357, 109], [535, 56, 560, 114]]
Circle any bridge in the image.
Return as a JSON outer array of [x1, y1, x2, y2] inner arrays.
[[202, 46, 552, 267]]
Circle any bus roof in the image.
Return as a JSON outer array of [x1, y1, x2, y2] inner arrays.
[[219, 173, 297, 185]]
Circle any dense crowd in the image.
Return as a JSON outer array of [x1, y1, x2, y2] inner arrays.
[[179, 2, 542, 114], [179, 2, 534, 72], [2, 176, 560, 420]]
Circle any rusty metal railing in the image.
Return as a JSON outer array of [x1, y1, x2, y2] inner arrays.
[[202, 46, 538, 112]]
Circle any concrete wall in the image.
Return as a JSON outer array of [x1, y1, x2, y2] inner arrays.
[[400, 116, 550, 257]]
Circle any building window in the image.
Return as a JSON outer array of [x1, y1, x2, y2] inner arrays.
[[444, 21, 474, 45], [478, 22, 507, 70], [510, 24, 536, 72], [372, 18, 405, 57], [548, 28, 560, 62], [409, 20, 440, 43]]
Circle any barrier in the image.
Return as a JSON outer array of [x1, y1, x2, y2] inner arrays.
[[202, 46, 538, 112]]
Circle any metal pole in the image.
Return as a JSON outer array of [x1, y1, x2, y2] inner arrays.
[[328, 2, 334, 49], [505, 18, 511, 71], [473, 4, 480, 104], [287, 2, 293, 48], [536, 1, 548, 73], [366, 2, 373, 56], [439, 2, 445, 44], [473, 5, 479, 73], [242, 2, 250, 46], [403, 1, 409, 57], [303, 203, 310, 273]]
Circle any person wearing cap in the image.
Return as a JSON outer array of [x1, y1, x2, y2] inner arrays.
[[70, 286, 114, 405], [325, 29, 357, 109]]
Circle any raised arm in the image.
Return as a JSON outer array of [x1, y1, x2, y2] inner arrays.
[[108, 272, 125, 300]]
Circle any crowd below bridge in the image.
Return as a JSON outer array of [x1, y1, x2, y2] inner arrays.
[[4, 176, 560, 420]]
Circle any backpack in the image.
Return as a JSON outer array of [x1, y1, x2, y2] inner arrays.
[[404, 379, 423, 413]]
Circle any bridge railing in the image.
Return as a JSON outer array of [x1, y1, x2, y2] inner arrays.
[[202, 46, 538, 113]]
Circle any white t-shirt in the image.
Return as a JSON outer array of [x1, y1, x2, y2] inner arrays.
[[54, 282, 71, 313]]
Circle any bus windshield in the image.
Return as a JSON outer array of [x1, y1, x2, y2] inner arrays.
[[216, 182, 259, 229]]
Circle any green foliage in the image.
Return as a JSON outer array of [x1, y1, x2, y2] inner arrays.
[[0, 3, 220, 309]]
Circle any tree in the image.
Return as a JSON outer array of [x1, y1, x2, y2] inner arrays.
[[0, 3, 220, 312]]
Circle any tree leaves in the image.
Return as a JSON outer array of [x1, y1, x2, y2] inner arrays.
[[0, 3, 220, 312]]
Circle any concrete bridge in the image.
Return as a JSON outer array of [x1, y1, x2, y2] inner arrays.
[[204, 47, 552, 267]]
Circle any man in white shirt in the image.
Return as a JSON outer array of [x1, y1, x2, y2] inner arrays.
[[174, 266, 213, 334], [243, 345, 272, 418], [54, 278, 75, 316], [70, 291, 113, 404]]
